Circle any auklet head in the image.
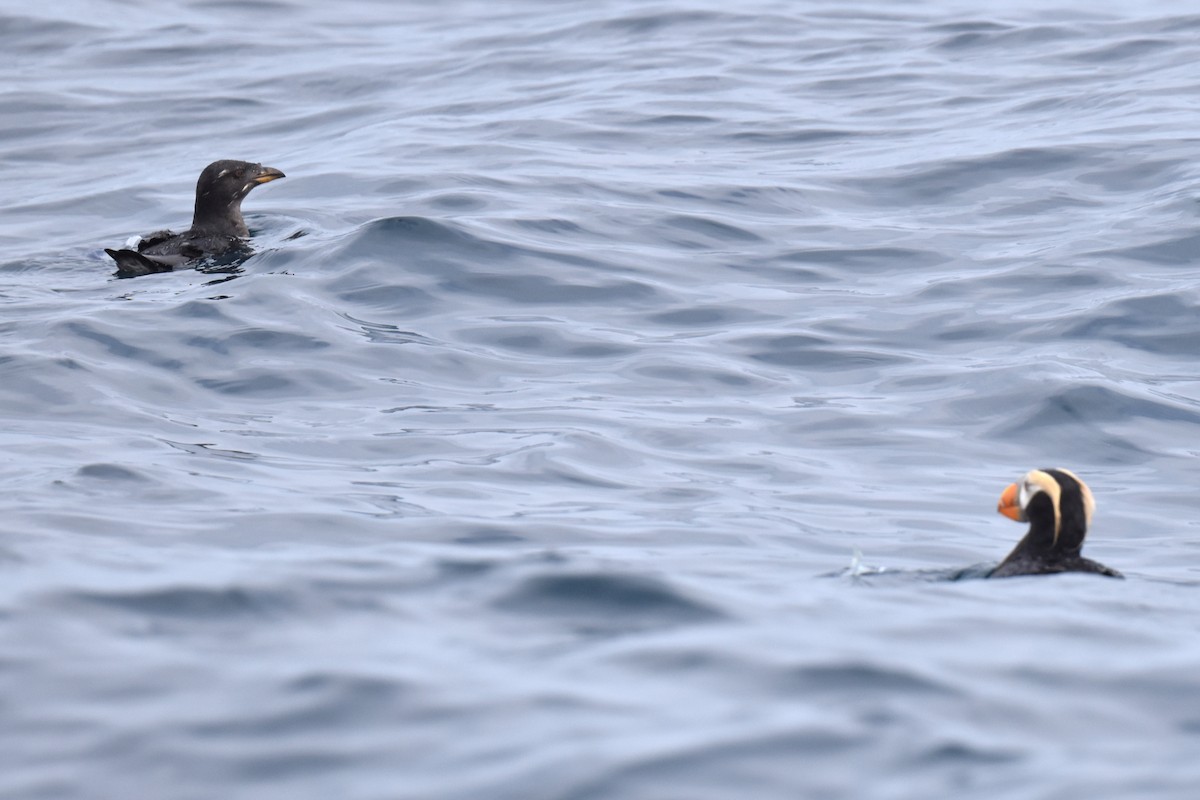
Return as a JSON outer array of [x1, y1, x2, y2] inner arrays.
[[192, 160, 285, 237]]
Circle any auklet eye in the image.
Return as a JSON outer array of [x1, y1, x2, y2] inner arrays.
[[234, 168, 245, 179]]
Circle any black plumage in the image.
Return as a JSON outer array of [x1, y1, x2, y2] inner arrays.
[[105, 160, 285, 278], [990, 468, 1121, 578]]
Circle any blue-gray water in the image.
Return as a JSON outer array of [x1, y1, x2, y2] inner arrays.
[[3, 1, 1200, 797]]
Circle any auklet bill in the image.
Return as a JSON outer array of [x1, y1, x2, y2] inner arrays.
[[990, 468, 1121, 578], [104, 159, 285, 278]]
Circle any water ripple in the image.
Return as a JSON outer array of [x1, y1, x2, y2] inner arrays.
[[4, 2, 1200, 798]]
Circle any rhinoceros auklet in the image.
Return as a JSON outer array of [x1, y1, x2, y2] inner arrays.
[[990, 468, 1121, 578], [105, 160, 285, 278]]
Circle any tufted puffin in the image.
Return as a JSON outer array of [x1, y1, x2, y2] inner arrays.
[[991, 468, 1121, 578]]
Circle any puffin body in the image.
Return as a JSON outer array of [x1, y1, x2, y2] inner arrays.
[[105, 160, 285, 278], [990, 468, 1121, 578]]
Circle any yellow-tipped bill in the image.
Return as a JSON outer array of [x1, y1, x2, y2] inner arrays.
[[254, 166, 286, 184]]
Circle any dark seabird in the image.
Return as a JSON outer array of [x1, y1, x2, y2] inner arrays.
[[105, 160, 285, 278], [990, 468, 1121, 578]]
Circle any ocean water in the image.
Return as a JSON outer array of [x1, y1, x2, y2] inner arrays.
[[2, 1, 1200, 797]]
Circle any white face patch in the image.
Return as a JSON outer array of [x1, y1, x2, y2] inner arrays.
[[1021, 470, 1065, 545], [1018, 479, 1041, 511], [216, 169, 230, 178]]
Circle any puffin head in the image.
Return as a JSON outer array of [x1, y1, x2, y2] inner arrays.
[[997, 468, 1095, 552]]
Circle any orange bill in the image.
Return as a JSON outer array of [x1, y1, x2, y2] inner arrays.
[[997, 482, 1023, 521]]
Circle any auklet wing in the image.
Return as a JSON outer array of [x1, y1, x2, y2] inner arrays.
[[106, 160, 285, 278], [104, 248, 188, 277], [134, 229, 178, 250]]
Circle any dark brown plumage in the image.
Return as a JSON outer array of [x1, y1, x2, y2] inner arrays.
[[105, 160, 285, 278]]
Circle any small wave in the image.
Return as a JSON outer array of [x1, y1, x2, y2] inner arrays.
[[736, 332, 911, 370], [661, 214, 764, 244], [60, 584, 293, 620], [1062, 292, 1200, 355], [494, 572, 724, 631], [851, 147, 1086, 204], [779, 661, 955, 695]]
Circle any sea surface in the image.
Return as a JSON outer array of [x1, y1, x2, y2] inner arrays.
[[2, 1, 1200, 797]]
